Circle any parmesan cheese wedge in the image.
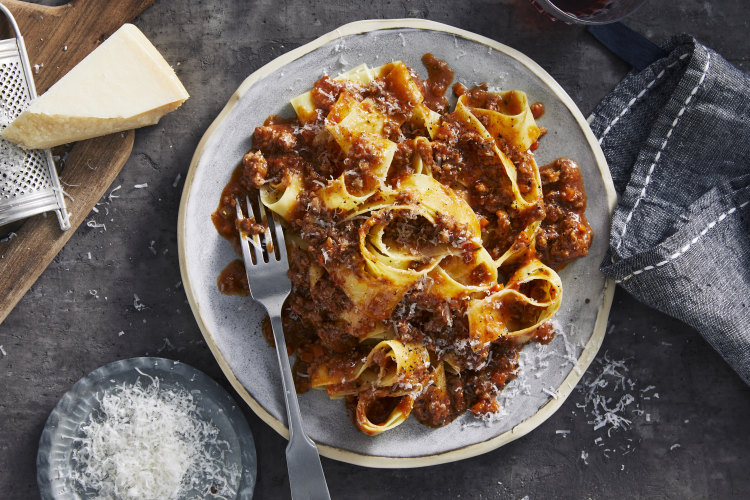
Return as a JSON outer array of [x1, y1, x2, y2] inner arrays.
[[2, 24, 189, 149]]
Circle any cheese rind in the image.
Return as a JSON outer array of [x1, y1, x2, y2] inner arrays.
[[2, 24, 189, 149]]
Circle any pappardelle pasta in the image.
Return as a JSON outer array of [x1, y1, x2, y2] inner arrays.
[[212, 54, 593, 435]]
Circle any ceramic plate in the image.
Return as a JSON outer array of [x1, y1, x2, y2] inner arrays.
[[178, 19, 616, 467], [37, 357, 257, 499]]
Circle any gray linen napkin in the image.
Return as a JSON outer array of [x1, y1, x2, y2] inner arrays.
[[589, 34, 750, 384]]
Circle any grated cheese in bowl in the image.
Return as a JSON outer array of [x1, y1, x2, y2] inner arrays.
[[70, 371, 240, 500]]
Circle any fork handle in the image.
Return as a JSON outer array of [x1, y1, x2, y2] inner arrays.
[[269, 314, 331, 500]]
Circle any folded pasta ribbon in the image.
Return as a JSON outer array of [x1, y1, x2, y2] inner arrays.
[[330, 174, 483, 330], [467, 258, 562, 350], [352, 340, 430, 435], [454, 95, 543, 211], [259, 171, 304, 221], [467, 90, 542, 151], [308, 339, 430, 435]]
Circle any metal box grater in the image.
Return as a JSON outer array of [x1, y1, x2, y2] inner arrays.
[[0, 3, 69, 230]]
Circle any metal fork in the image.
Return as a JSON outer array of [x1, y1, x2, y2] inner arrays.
[[234, 195, 330, 500]]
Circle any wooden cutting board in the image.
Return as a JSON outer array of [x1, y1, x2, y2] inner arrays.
[[0, 0, 156, 324]]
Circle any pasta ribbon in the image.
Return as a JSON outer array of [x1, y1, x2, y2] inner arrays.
[[355, 392, 415, 436], [411, 104, 442, 139], [377, 61, 425, 108], [326, 96, 387, 153], [467, 258, 563, 350], [259, 171, 303, 221], [454, 95, 542, 210], [492, 219, 542, 268], [327, 173, 485, 331], [318, 172, 376, 211], [353, 340, 429, 435], [290, 63, 375, 123], [468, 90, 541, 151], [428, 247, 498, 299], [308, 339, 429, 435], [355, 340, 430, 390]]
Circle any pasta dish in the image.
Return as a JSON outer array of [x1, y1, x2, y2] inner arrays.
[[212, 54, 593, 435]]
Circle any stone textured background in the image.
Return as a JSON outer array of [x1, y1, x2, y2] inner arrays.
[[1, 1, 748, 499]]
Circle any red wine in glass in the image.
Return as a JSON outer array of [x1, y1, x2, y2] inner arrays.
[[553, 0, 613, 15], [531, 0, 647, 24]]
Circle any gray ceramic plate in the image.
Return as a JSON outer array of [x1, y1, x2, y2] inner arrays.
[[37, 357, 257, 499], [178, 19, 616, 467]]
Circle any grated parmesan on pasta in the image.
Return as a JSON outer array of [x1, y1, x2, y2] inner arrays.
[[70, 373, 239, 500]]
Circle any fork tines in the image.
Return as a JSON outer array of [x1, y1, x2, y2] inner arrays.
[[234, 194, 286, 264]]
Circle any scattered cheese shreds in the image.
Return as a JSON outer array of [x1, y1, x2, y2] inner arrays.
[[134, 183, 148, 189], [0, 345, 6, 356], [577, 354, 639, 436], [70, 375, 239, 499], [108, 184, 122, 201], [542, 386, 559, 399], [133, 293, 147, 311], [86, 219, 106, 231]]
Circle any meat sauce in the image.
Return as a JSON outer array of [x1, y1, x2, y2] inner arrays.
[[536, 158, 593, 270], [212, 54, 593, 429], [217, 259, 249, 296]]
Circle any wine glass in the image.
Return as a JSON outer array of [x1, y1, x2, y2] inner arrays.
[[530, 0, 648, 25]]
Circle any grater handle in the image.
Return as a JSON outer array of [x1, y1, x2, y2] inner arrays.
[[0, 3, 37, 100], [0, 3, 23, 40]]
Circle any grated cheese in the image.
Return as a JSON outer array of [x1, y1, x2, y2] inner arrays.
[[133, 294, 147, 311], [86, 219, 106, 231], [542, 386, 559, 399], [108, 185, 122, 201], [71, 374, 239, 499], [574, 353, 657, 460]]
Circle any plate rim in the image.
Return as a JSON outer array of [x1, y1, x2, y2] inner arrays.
[[177, 18, 617, 468]]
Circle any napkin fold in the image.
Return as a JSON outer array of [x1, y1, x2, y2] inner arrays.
[[589, 34, 750, 384]]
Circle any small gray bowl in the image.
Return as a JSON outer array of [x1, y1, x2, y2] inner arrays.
[[37, 357, 257, 499]]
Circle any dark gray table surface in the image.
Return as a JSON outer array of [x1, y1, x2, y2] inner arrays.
[[2, 1, 749, 499]]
